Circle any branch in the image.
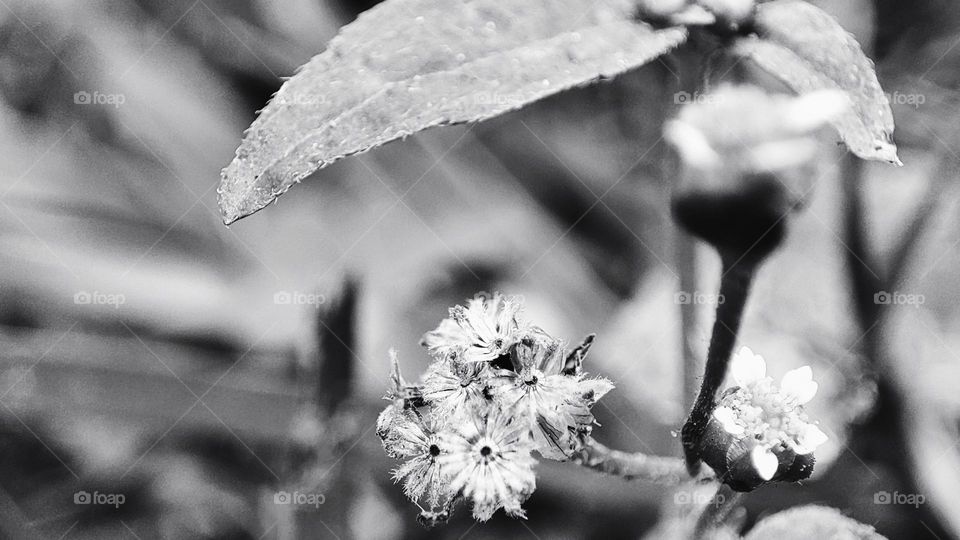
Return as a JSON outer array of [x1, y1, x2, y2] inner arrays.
[[573, 437, 700, 485]]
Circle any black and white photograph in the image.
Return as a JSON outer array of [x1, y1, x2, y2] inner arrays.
[[0, 0, 955, 538]]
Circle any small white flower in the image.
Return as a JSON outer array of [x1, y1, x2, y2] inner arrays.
[[421, 359, 490, 423], [421, 293, 524, 362], [712, 346, 827, 481], [491, 330, 613, 460], [665, 84, 850, 175], [381, 409, 454, 507], [440, 410, 537, 521]]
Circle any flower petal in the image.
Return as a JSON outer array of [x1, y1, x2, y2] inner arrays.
[[751, 446, 779, 481], [781, 366, 818, 405], [794, 424, 828, 454], [664, 119, 721, 169], [731, 346, 766, 386], [713, 406, 745, 436]]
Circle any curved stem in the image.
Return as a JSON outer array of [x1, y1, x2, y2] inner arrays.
[[681, 260, 756, 473], [692, 484, 742, 540], [574, 437, 702, 485]]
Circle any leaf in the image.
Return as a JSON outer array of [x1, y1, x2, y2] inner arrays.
[[744, 506, 887, 540], [731, 0, 899, 164], [217, 0, 687, 224]]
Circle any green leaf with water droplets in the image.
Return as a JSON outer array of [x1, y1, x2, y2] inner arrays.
[[218, 0, 687, 224], [733, 0, 900, 165]]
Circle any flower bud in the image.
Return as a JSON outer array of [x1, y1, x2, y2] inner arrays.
[[666, 85, 847, 264]]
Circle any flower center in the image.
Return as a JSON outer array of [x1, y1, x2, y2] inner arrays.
[[429, 444, 441, 457], [480, 445, 492, 457]]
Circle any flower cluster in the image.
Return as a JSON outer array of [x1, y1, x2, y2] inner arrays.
[[699, 347, 828, 492], [377, 293, 614, 523]]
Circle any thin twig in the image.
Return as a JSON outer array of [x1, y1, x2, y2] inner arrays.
[[574, 437, 699, 485]]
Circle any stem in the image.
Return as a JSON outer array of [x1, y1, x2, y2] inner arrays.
[[681, 260, 755, 473], [677, 232, 700, 413], [692, 484, 742, 540], [574, 437, 698, 484]]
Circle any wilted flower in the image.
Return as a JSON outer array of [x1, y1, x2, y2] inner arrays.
[[700, 346, 828, 491], [421, 293, 524, 362], [491, 329, 614, 460], [386, 411, 455, 508], [440, 410, 538, 521], [421, 359, 490, 422], [380, 293, 615, 524]]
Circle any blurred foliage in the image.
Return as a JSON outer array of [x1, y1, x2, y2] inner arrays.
[[0, 0, 956, 538]]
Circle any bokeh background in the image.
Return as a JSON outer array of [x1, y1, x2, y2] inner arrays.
[[0, 0, 958, 538]]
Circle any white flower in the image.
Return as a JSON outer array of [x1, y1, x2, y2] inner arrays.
[[712, 346, 828, 481], [421, 293, 523, 362], [665, 84, 851, 175], [440, 410, 537, 521], [421, 359, 490, 423], [491, 329, 614, 460], [380, 408, 454, 507]]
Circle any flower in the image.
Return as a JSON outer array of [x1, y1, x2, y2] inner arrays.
[[700, 346, 828, 491], [698, 0, 755, 25], [421, 359, 490, 423], [421, 293, 524, 362], [380, 293, 616, 523], [666, 85, 852, 263], [491, 329, 614, 460], [440, 410, 538, 521], [378, 407, 454, 507], [665, 84, 850, 176]]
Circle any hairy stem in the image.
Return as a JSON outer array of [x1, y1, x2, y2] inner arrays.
[[681, 260, 755, 473], [575, 437, 699, 485], [692, 484, 742, 540]]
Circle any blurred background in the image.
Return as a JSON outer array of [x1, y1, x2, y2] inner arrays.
[[0, 0, 958, 538]]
